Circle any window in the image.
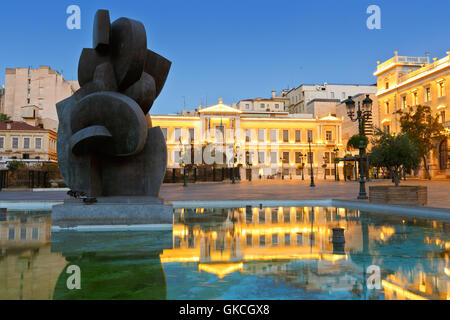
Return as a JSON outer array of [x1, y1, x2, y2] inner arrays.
[[20, 228, 27, 240], [385, 82, 389, 90], [270, 152, 277, 164], [259, 210, 265, 223], [0, 137, 4, 149], [258, 151, 265, 164], [284, 211, 290, 223], [12, 137, 19, 149], [174, 128, 182, 142], [161, 128, 168, 141], [342, 92, 346, 99], [35, 137, 42, 149], [282, 152, 289, 164], [271, 211, 278, 223], [245, 103, 250, 109], [8, 228, 15, 240], [258, 129, 265, 142], [438, 82, 446, 97], [412, 92, 418, 105], [441, 111, 446, 123], [284, 233, 291, 245], [383, 124, 390, 133], [23, 137, 30, 149], [402, 96, 407, 109], [296, 233, 303, 245], [188, 128, 195, 143], [307, 130, 313, 142], [385, 102, 390, 114], [330, 92, 335, 98], [270, 129, 277, 142], [325, 131, 332, 141], [246, 234, 252, 246], [295, 152, 303, 164], [39, 87, 44, 95], [275, 104, 279, 109], [260, 103, 265, 109], [295, 130, 301, 142], [245, 129, 251, 142], [282, 130, 289, 142], [259, 235, 266, 246], [425, 87, 431, 102], [27, 98, 30, 104], [324, 152, 331, 164], [215, 126, 224, 141], [271, 234, 278, 246], [32, 228, 39, 240]]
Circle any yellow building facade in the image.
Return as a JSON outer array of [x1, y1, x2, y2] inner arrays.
[[0, 120, 57, 168], [374, 51, 450, 178], [152, 99, 344, 180]]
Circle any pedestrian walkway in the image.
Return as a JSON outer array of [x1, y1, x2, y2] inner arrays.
[[1, 179, 449, 209]]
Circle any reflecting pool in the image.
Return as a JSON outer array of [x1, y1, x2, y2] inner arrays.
[[0, 206, 448, 300]]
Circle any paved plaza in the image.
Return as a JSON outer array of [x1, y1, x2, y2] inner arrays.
[[1, 179, 449, 210]]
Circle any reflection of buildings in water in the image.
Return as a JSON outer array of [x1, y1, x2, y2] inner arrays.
[[0, 213, 67, 300], [161, 207, 449, 300], [160, 207, 396, 297]]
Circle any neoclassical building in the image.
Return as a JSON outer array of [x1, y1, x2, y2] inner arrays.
[[152, 99, 343, 180], [374, 51, 450, 178]]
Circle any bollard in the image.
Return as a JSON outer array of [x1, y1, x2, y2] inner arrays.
[[332, 227, 345, 254]]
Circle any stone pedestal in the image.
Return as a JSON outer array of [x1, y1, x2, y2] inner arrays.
[[369, 186, 427, 206], [52, 197, 173, 228]]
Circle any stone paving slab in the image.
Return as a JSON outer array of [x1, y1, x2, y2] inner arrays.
[[0, 179, 449, 209]]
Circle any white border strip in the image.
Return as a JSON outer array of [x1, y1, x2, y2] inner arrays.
[[51, 224, 173, 232]]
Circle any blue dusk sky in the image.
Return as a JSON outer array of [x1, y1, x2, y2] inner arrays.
[[1, 0, 450, 114]]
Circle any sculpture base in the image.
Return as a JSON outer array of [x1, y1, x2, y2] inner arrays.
[[52, 197, 173, 228]]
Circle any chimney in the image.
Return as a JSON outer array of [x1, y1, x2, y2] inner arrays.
[[271, 90, 276, 99], [5, 120, 12, 130]]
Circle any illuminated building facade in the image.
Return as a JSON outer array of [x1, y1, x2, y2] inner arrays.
[[152, 99, 344, 180], [374, 51, 450, 178]]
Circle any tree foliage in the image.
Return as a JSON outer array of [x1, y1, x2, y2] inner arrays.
[[7, 160, 25, 172], [395, 105, 445, 179], [370, 130, 420, 186], [346, 134, 368, 151], [0, 114, 11, 121]]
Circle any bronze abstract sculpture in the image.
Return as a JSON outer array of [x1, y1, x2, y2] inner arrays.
[[57, 9, 171, 198]]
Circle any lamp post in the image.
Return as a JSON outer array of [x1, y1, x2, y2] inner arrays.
[[322, 155, 327, 180], [179, 138, 187, 187], [333, 147, 340, 181], [343, 95, 373, 199], [308, 136, 315, 187], [231, 144, 239, 184]]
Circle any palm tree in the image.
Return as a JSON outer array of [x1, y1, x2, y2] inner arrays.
[[0, 114, 11, 121]]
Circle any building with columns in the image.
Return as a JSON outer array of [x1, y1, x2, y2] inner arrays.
[[152, 98, 343, 180], [374, 51, 450, 178]]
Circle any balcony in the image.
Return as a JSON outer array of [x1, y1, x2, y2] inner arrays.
[[375, 56, 430, 76], [398, 55, 450, 83]]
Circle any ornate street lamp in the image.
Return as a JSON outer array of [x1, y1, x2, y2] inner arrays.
[[333, 147, 340, 181], [308, 136, 315, 187], [343, 95, 372, 199]]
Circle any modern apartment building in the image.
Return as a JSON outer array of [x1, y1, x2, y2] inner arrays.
[[3, 66, 79, 132], [233, 90, 289, 112], [279, 83, 377, 114], [374, 51, 450, 178]]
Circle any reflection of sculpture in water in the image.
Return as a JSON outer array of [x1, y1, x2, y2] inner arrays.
[[57, 9, 171, 197]]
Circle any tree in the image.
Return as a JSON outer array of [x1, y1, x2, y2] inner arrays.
[[0, 114, 11, 122], [7, 160, 25, 172], [370, 130, 420, 186], [346, 134, 369, 151], [395, 105, 445, 179]]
